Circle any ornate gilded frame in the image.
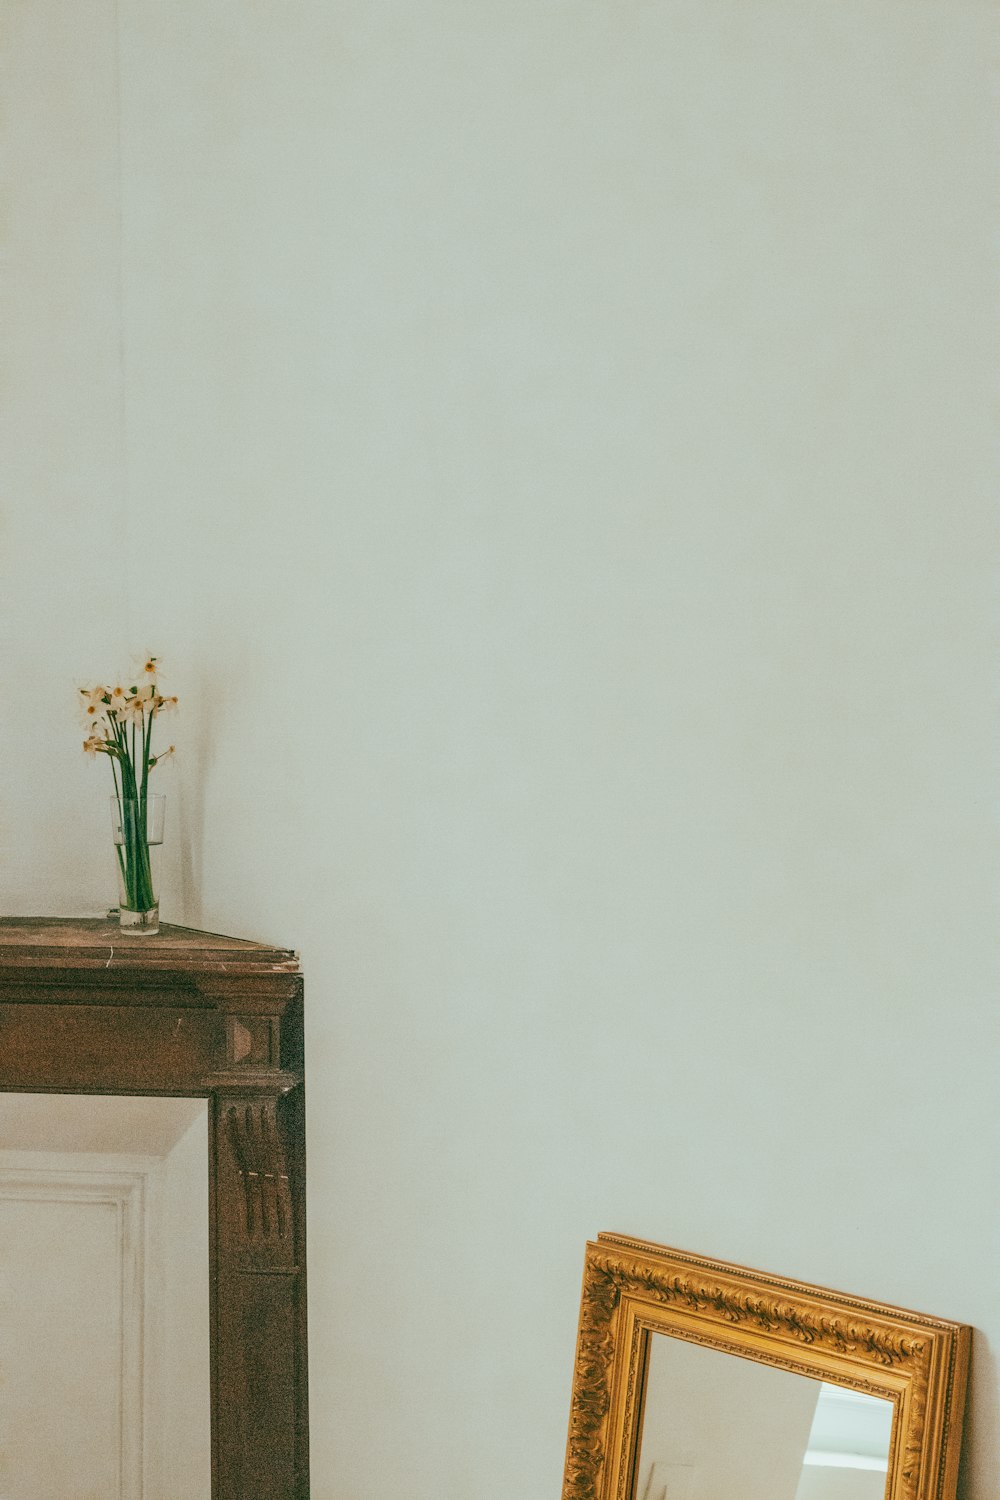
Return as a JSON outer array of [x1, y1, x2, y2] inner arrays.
[[562, 1233, 970, 1500]]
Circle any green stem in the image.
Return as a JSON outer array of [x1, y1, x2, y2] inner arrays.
[[114, 839, 129, 898], [111, 716, 155, 913], [117, 798, 155, 912], [141, 703, 153, 800], [117, 719, 137, 801]]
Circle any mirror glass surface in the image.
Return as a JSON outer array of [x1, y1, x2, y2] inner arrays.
[[0, 1093, 211, 1500], [635, 1331, 893, 1500]]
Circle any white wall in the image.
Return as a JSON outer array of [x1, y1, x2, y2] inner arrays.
[[2, 3, 996, 1498], [0, 0, 128, 913]]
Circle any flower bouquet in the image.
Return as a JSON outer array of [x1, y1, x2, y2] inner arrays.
[[78, 655, 178, 933]]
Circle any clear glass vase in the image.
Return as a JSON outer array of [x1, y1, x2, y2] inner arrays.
[[110, 793, 165, 934]]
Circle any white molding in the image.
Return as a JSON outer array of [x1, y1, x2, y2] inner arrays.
[[802, 1451, 890, 1472]]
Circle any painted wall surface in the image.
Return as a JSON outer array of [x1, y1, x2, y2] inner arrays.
[[0, 0, 128, 915], [1, 3, 997, 1499]]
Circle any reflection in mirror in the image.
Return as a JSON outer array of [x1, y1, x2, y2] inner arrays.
[[0, 1093, 210, 1500], [635, 1335, 892, 1500]]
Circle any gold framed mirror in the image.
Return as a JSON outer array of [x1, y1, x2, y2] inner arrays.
[[562, 1234, 970, 1500]]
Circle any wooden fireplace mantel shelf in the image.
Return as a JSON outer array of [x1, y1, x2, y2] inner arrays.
[[0, 915, 309, 1500], [0, 916, 300, 972]]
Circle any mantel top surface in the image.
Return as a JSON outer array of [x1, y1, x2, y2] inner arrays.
[[0, 917, 299, 973]]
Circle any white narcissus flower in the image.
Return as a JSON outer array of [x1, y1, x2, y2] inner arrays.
[[123, 693, 151, 725], [77, 659, 175, 778], [78, 686, 109, 725]]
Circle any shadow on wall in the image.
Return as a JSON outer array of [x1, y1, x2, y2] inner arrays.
[[176, 660, 216, 928], [172, 640, 265, 929], [958, 1334, 996, 1500]]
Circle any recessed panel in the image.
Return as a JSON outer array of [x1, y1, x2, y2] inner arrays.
[[0, 1094, 211, 1500]]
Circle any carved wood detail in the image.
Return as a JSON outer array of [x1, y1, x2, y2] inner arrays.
[[562, 1256, 621, 1500], [227, 1013, 278, 1067], [225, 1097, 293, 1248], [589, 1247, 927, 1363]]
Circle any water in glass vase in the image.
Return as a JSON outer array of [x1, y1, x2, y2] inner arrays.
[[110, 793, 165, 934]]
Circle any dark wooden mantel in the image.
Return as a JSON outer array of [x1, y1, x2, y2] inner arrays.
[[0, 917, 309, 1500], [0, 915, 299, 971]]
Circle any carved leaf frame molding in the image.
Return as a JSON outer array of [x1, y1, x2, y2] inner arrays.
[[562, 1233, 970, 1500]]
